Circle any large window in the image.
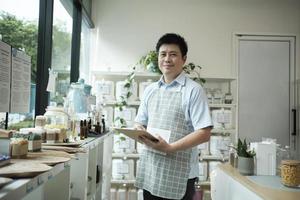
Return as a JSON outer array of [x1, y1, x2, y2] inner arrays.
[[79, 20, 91, 83], [0, 0, 94, 128], [0, 0, 39, 129], [50, 0, 73, 105]]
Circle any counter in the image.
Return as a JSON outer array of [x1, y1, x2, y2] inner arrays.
[[0, 132, 113, 200], [213, 163, 300, 200]]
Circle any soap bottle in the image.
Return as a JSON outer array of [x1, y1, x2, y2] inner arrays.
[[80, 120, 85, 140]]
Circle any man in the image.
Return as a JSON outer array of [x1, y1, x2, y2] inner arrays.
[[134, 33, 212, 200]]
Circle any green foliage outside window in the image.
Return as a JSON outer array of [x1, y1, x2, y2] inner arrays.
[[0, 12, 38, 82]]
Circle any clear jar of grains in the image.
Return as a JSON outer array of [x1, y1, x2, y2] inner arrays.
[[281, 160, 300, 187]]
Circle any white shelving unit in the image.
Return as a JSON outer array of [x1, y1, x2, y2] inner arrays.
[[91, 70, 237, 195]]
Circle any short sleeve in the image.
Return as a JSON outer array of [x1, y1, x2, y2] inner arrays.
[[134, 83, 155, 126], [189, 86, 213, 130]]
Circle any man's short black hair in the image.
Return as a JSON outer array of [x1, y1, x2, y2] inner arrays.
[[156, 33, 188, 56]]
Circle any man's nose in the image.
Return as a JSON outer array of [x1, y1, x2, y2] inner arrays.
[[164, 54, 171, 62]]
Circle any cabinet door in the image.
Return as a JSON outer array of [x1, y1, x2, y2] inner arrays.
[[237, 35, 295, 147]]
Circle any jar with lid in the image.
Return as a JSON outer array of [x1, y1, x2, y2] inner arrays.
[[44, 106, 69, 129]]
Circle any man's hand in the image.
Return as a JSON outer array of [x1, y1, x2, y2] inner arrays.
[[139, 135, 175, 154], [134, 123, 146, 131]]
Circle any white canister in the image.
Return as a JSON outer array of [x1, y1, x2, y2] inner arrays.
[[209, 136, 223, 156], [117, 188, 127, 200], [212, 108, 232, 129], [223, 109, 232, 129], [114, 107, 136, 127], [209, 161, 221, 176], [95, 80, 115, 100], [112, 159, 135, 180], [211, 109, 223, 129], [116, 81, 138, 102], [137, 189, 144, 200], [220, 136, 231, 157], [128, 188, 138, 200], [197, 142, 209, 155], [110, 188, 117, 200], [199, 161, 208, 181], [103, 106, 114, 128], [136, 141, 144, 154], [113, 134, 135, 153], [138, 79, 153, 100]]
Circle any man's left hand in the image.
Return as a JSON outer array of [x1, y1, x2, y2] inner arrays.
[[139, 135, 174, 154]]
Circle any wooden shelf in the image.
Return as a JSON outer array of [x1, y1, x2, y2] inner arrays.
[[209, 104, 236, 108], [111, 179, 135, 185], [211, 128, 236, 135], [112, 153, 140, 159]]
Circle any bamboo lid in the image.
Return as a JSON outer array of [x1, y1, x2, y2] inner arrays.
[[281, 160, 300, 166]]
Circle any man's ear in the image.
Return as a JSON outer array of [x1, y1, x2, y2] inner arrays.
[[183, 55, 187, 63]]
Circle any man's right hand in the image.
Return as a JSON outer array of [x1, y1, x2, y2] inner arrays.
[[134, 123, 146, 131]]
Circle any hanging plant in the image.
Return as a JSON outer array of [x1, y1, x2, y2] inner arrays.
[[183, 62, 206, 85], [114, 68, 136, 127]]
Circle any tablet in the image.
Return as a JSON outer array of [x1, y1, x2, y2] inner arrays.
[[113, 128, 159, 143]]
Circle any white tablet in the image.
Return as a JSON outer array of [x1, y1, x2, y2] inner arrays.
[[113, 128, 159, 143]]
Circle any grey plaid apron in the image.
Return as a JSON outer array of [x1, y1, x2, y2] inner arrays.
[[135, 87, 191, 199]]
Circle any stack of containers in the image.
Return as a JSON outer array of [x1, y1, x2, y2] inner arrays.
[[94, 79, 115, 101]]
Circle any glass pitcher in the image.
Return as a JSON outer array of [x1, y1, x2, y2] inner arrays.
[[67, 82, 87, 113]]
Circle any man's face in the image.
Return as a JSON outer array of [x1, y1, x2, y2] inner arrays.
[[158, 44, 186, 79]]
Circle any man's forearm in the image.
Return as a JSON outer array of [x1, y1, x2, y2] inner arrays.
[[169, 127, 211, 152]]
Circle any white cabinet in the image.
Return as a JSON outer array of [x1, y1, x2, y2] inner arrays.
[[212, 164, 299, 200], [0, 162, 71, 200], [70, 133, 113, 200]]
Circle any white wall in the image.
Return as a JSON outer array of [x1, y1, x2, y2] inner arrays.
[[90, 0, 300, 78]]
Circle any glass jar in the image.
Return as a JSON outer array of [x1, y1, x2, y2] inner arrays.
[[67, 82, 87, 113], [44, 106, 69, 129], [281, 160, 300, 187]]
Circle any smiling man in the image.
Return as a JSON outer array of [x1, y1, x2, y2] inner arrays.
[[134, 33, 213, 200]]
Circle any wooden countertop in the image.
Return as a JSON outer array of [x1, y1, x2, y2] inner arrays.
[[219, 164, 300, 200]]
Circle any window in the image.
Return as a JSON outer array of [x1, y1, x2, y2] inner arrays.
[[50, 0, 73, 105], [79, 21, 91, 83], [0, 0, 39, 129]]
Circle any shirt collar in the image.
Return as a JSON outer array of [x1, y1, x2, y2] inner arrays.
[[157, 71, 186, 87]]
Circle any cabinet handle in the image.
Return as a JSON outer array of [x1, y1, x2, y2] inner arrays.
[[292, 109, 296, 136]]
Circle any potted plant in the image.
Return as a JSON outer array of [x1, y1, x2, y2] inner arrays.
[[234, 138, 256, 175], [138, 51, 160, 74]]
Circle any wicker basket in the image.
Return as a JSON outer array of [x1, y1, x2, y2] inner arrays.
[[281, 160, 300, 187]]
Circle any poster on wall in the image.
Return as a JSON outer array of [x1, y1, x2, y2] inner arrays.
[[10, 48, 31, 113], [0, 40, 11, 112]]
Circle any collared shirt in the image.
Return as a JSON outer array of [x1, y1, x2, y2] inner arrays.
[[135, 71, 213, 178]]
